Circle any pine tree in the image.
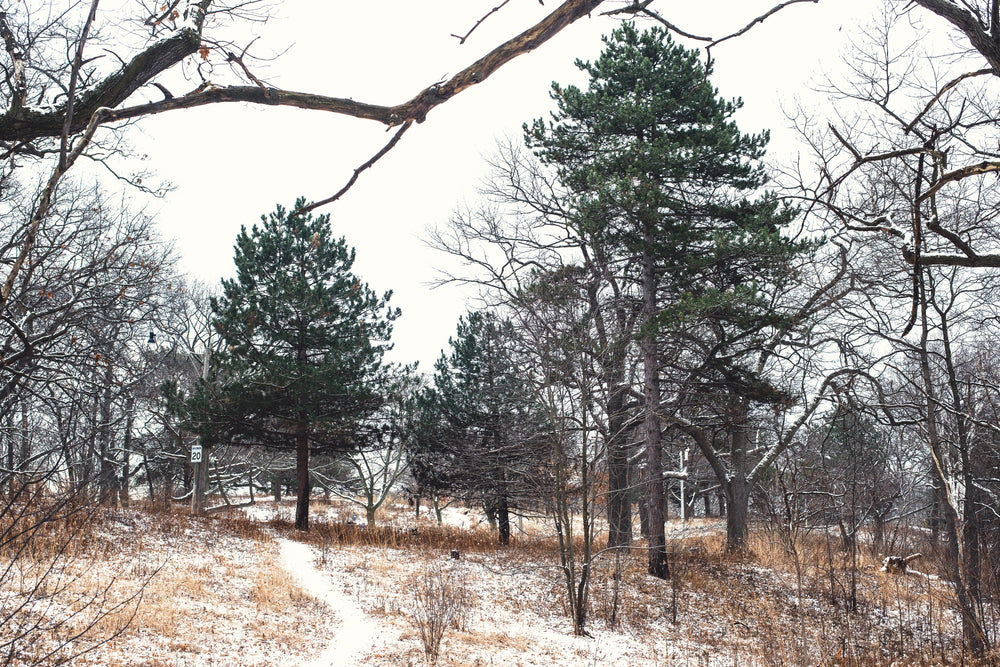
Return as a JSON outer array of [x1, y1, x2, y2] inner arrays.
[[526, 23, 804, 568], [189, 198, 399, 530], [432, 310, 549, 546]]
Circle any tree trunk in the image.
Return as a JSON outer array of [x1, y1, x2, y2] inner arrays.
[[726, 412, 751, 552], [142, 450, 155, 502], [606, 380, 632, 548], [497, 488, 511, 546], [929, 471, 942, 542], [294, 417, 310, 530], [726, 434, 750, 552], [641, 246, 668, 579], [961, 454, 987, 653], [18, 398, 29, 476], [432, 494, 444, 525], [120, 399, 134, 507], [163, 467, 173, 508], [921, 288, 987, 655], [638, 465, 649, 538], [5, 410, 14, 497], [725, 478, 750, 552], [98, 362, 116, 506]]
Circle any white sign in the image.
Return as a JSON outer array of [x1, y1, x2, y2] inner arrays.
[[191, 444, 203, 464]]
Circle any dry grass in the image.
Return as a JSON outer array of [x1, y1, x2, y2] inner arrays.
[[5, 494, 996, 666], [3, 501, 333, 666]]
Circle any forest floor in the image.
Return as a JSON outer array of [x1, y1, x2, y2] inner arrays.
[[2, 497, 991, 666]]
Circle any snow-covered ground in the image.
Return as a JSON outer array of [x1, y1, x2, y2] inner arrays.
[[1, 499, 981, 666]]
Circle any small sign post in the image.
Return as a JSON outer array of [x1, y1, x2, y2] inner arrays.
[[191, 444, 203, 464]]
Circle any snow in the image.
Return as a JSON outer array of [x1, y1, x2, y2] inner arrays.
[[277, 538, 385, 667], [2, 502, 982, 666]]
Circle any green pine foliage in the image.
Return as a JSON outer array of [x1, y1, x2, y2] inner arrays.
[[525, 22, 811, 404], [189, 197, 399, 453], [430, 310, 551, 544]]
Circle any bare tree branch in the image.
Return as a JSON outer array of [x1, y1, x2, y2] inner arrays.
[[0, 0, 605, 142], [918, 160, 1000, 203], [452, 0, 514, 45], [904, 67, 992, 134], [295, 120, 414, 215]]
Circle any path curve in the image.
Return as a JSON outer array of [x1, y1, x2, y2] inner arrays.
[[277, 538, 378, 667]]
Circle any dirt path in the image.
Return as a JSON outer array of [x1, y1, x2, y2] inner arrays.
[[277, 538, 380, 667]]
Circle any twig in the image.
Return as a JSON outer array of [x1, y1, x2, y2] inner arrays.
[[905, 68, 992, 134], [295, 120, 414, 215], [452, 0, 513, 44], [603, 2, 712, 41], [708, 0, 818, 51], [226, 39, 271, 99], [606, 0, 818, 66]]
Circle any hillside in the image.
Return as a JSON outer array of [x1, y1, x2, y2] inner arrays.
[[1, 498, 981, 666]]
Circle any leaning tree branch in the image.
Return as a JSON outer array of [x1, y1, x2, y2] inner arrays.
[[61, 0, 99, 171], [904, 67, 992, 135], [0, 0, 604, 143], [926, 215, 977, 258], [917, 160, 1000, 202]]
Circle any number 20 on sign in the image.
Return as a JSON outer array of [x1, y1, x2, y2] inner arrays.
[[191, 444, 203, 464]]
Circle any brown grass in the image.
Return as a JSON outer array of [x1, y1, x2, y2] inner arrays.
[[6, 494, 997, 667], [4, 501, 335, 666]]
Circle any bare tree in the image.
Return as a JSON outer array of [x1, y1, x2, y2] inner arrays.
[[796, 6, 1000, 652], [317, 373, 418, 526]]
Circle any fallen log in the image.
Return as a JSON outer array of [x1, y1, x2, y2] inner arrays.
[[880, 553, 922, 574]]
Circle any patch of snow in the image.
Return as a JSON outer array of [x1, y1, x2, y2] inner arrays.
[[278, 539, 383, 667]]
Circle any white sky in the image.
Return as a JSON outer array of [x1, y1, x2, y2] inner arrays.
[[128, 0, 878, 370]]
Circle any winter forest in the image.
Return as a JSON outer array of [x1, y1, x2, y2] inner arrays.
[[3, 1, 1000, 665]]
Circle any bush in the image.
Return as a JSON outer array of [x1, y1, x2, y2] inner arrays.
[[409, 561, 471, 664]]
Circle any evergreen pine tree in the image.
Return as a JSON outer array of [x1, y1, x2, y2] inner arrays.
[[526, 23, 806, 566], [432, 310, 549, 546], [189, 198, 399, 530]]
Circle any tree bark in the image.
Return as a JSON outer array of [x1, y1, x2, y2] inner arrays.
[[641, 245, 668, 579], [725, 401, 751, 552], [606, 379, 632, 548], [294, 418, 310, 530]]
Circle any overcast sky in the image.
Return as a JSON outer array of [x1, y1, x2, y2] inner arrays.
[[129, 0, 875, 370]]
